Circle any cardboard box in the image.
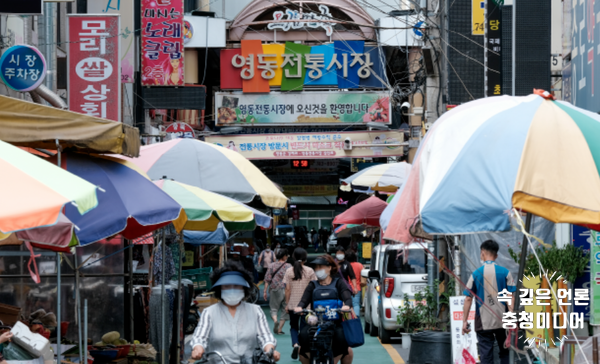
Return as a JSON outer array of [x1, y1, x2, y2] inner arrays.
[[195, 296, 218, 313], [0, 303, 21, 326]]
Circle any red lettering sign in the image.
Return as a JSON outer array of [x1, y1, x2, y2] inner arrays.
[[68, 15, 121, 121]]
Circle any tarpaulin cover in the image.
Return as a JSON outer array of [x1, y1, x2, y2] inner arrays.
[[0, 95, 140, 157]]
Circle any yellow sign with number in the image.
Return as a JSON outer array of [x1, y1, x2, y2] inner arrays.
[[472, 0, 485, 35], [362, 242, 372, 259]]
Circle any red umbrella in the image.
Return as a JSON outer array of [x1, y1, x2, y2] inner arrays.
[[333, 196, 388, 227]]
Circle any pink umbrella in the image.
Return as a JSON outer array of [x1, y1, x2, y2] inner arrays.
[[333, 196, 388, 227]]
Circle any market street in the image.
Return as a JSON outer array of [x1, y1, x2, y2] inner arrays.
[[0, 0, 593, 364]]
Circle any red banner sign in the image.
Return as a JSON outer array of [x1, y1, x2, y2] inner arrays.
[[68, 15, 121, 121], [141, 0, 184, 86]]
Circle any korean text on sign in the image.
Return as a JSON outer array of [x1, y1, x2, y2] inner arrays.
[[141, 0, 184, 86], [0, 45, 46, 92], [68, 15, 121, 121]]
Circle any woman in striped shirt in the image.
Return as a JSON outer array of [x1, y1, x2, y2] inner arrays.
[[191, 261, 281, 364]]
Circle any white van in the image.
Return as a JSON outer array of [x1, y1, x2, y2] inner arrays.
[[362, 243, 428, 343]]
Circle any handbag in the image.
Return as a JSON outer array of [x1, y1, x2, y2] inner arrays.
[[252, 347, 274, 364], [341, 312, 364, 348]]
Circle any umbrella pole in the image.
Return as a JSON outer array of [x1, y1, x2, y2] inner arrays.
[[57, 252, 61, 364], [128, 239, 134, 342], [76, 262, 82, 364], [176, 234, 183, 363], [161, 228, 166, 364], [510, 212, 532, 364]]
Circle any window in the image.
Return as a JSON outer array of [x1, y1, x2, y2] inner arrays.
[[370, 251, 378, 271], [386, 249, 427, 274]]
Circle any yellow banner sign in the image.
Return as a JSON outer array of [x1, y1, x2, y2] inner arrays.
[[205, 131, 404, 160]]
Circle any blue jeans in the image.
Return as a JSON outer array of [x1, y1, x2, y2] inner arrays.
[[352, 293, 361, 317]]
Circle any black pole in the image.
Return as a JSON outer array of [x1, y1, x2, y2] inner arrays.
[[510, 212, 532, 364]]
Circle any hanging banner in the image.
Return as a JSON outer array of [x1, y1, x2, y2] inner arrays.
[[205, 130, 403, 160], [88, 0, 135, 83], [68, 15, 121, 122], [485, 0, 502, 96], [216, 91, 390, 125], [141, 0, 184, 86]]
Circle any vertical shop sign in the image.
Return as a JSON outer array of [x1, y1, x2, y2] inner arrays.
[[485, 0, 502, 97], [572, 225, 591, 320], [589, 231, 600, 324], [87, 0, 135, 83], [68, 15, 121, 122], [141, 0, 184, 86], [472, 0, 484, 35]]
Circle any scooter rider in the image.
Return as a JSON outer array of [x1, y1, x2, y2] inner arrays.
[[294, 255, 353, 364]]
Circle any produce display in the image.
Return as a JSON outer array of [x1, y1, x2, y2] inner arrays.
[[91, 331, 155, 360]]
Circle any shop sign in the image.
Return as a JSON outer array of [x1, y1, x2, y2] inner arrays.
[[472, 0, 484, 35], [590, 230, 600, 324], [485, 0, 502, 96], [183, 16, 226, 48], [205, 130, 403, 160], [141, 0, 184, 86], [216, 91, 390, 125], [87, 0, 135, 83], [220, 40, 388, 92], [267, 5, 334, 36], [232, 127, 356, 135], [283, 185, 339, 196], [164, 121, 195, 138], [0, 45, 46, 92], [68, 15, 121, 121]]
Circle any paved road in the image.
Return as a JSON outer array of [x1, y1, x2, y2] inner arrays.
[[258, 250, 410, 364], [261, 307, 407, 364]]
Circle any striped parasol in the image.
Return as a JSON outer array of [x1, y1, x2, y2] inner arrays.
[[384, 91, 600, 243], [0, 140, 98, 234], [112, 139, 288, 208]]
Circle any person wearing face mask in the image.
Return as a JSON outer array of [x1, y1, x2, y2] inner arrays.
[[191, 261, 281, 364], [294, 255, 354, 364], [334, 247, 359, 298]]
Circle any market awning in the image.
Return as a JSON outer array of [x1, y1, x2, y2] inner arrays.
[[0, 95, 140, 157]]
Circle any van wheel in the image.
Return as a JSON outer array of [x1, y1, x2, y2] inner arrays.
[[379, 317, 391, 344], [369, 310, 378, 337], [364, 319, 370, 334]]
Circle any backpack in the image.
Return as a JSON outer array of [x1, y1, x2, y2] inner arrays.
[[261, 250, 275, 267], [312, 277, 343, 320]]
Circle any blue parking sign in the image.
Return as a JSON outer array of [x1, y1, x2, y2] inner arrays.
[[0, 45, 46, 92]]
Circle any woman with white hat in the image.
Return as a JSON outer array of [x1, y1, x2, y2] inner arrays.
[[191, 261, 281, 364]]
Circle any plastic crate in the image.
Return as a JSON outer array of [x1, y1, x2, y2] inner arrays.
[[182, 267, 212, 291]]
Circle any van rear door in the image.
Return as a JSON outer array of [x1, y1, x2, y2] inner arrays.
[[384, 248, 428, 305]]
